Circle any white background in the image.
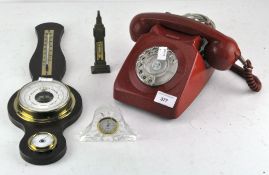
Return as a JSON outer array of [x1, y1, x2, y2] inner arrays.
[[0, 0, 268, 174]]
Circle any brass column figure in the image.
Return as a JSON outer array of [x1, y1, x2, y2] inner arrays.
[[91, 10, 110, 74]]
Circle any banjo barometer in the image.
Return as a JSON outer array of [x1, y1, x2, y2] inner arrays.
[[8, 23, 82, 165]]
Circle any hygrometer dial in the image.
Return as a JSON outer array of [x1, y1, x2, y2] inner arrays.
[[135, 46, 178, 86], [28, 132, 57, 152]]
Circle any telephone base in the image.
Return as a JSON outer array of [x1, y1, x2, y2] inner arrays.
[[113, 24, 215, 118], [114, 67, 214, 119], [91, 65, 111, 74]]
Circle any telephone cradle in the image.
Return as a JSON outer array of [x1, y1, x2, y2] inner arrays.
[[113, 12, 261, 119]]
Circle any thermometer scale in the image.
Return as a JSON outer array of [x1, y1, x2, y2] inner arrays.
[[42, 30, 54, 76], [8, 23, 82, 165]]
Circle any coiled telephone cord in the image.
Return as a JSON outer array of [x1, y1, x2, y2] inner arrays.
[[230, 57, 262, 92]]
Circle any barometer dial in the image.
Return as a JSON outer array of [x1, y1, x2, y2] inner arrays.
[[18, 79, 70, 112]]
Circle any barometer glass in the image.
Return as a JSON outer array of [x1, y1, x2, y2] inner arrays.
[[18, 79, 70, 112]]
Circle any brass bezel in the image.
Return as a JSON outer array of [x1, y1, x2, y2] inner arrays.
[[14, 87, 76, 123], [97, 117, 119, 135], [17, 80, 71, 113], [28, 132, 57, 152]]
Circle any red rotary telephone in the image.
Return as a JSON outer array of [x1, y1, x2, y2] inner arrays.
[[114, 12, 261, 119]]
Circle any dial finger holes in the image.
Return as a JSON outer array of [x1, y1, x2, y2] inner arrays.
[[135, 46, 178, 86]]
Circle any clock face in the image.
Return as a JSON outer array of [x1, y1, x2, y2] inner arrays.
[[135, 46, 178, 86], [28, 132, 57, 152], [18, 79, 70, 112], [97, 117, 119, 135]]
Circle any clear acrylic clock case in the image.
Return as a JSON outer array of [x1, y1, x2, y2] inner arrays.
[[80, 105, 136, 142]]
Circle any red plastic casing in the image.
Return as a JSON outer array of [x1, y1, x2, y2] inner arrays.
[[130, 13, 241, 71], [114, 24, 214, 119]]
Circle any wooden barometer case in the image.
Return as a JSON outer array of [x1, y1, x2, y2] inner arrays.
[[7, 23, 82, 165]]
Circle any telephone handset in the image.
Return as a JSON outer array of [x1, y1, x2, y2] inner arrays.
[[114, 12, 261, 119], [130, 12, 241, 71]]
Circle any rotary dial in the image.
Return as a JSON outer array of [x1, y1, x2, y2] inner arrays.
[[135, 46, 178, 86]]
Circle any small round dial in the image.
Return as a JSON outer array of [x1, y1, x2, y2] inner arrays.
[[18, 79, 70, 112], [135, 46, 178, 86], [97, 117, 119, 135], [28, 132, 57, 152]]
